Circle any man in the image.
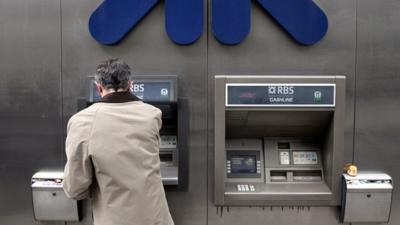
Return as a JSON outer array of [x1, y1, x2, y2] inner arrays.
[[63, 58, 174, 225]]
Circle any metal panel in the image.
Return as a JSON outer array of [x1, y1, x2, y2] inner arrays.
[[354, 0, 400, 225], [208, 0, 356, 224], [341, 173, 393, 223], [61, 1, 207, 225], [0, 0, 62, 225]]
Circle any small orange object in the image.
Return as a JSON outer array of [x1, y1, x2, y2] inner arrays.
[[343, 163, 357, 176]]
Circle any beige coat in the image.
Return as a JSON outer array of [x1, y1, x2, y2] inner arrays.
[[63, 93, 174, 225]]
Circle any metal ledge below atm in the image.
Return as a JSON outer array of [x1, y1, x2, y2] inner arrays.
[[224, 183, 332, 205], [161, 166, 178, 185]]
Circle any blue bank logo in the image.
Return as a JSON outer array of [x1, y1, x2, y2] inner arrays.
[[89, 0, 328, 46]]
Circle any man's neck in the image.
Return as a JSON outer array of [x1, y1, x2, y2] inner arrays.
[[101, 88, 129, 97]]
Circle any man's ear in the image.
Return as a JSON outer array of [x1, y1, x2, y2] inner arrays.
[[95, 82, 103, 95], [127, 80, 133, 91]]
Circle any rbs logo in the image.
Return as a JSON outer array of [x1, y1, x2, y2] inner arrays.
[[132, 84, 145, 93], [89, 0, 328, 46], [268, 86, 295, 95]]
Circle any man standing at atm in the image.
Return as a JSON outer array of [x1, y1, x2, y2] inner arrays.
[[63, 58, 174, 225]]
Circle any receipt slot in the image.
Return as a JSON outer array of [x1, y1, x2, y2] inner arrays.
[[31, 171, 80, 221], [214, 75, 346, 206], [340, 172, 393, 223], [84, 75, 189, 190]]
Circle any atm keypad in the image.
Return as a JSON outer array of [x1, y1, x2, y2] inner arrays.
[[160, 135, 177, 148], [237, 184, 255, 192]]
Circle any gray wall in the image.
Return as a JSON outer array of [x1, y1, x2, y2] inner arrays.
[[0, 0, 398, 225], [354, 1, 400, 224], [0, 1, 62, 224]]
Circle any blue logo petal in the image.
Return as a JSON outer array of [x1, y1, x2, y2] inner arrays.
[[165, 0, 204, 45], [212, 0, 251, 45], [256, 0, 328, 45], [88, 0, 328, 46]]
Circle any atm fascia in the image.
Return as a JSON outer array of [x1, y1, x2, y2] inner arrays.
[[82, 75, 188, 191], [214, 75, 345, 206]]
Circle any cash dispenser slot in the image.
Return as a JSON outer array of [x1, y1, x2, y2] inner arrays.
[[159, 151, 173, 161], [293, 170, 322, 182], [269, 170, 322, 182], [270, 171, 287, 182]]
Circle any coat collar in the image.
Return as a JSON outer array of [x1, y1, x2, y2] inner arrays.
[[99, 91, 141, 103]]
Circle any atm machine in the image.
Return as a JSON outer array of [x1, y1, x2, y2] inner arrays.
[[85, 75, 189, 190], [214, 75, 345, 206]]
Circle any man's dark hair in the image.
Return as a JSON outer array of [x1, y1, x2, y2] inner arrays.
[[95, 58, 131, 91]]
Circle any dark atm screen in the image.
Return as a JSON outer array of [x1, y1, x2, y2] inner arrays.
[[231, 155, 257, 174]]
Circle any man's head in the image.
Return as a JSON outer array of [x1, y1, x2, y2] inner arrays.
[[94, 58, 132, 97]]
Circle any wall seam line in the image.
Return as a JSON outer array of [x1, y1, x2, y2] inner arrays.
[[352, 0, 358, 164], [60, 0, 65, 163], [206, 0, 210, 224]]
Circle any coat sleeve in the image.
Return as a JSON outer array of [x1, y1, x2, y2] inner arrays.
[[155, 108, 162, 146], [63, 116, 93, 200], [155, 108, 162, 132]]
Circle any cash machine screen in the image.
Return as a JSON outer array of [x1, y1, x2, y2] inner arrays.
[[231, 156, 257, 174]]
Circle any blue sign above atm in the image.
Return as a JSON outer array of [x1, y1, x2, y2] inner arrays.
[[89, 0, 328, 46], [226, 84, 335, 107], [90, 80, 173, 102]]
